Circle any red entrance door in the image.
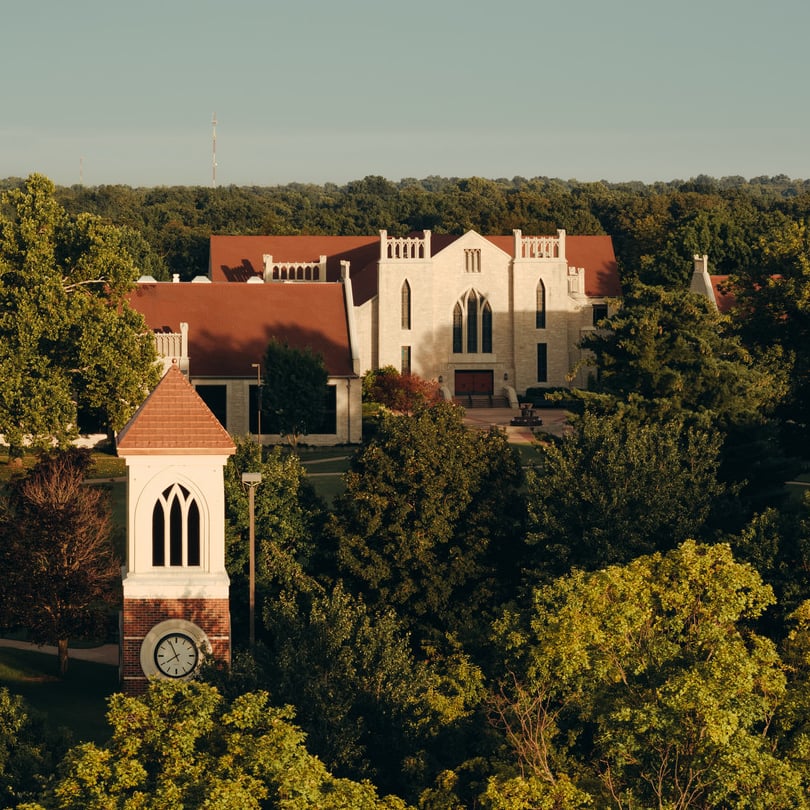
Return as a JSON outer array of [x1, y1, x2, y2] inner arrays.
[[455, 370, 493, 395]]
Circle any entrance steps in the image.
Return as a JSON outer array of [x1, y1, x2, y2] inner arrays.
[[453, 394, 510, 409]]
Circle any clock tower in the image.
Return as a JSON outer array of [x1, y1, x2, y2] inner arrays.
[[117, 364, 235, 693]]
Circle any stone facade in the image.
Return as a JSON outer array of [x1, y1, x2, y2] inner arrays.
[[356, 229, 614, 398]]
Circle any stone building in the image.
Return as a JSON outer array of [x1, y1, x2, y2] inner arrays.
[[127, 228, 619, 444]]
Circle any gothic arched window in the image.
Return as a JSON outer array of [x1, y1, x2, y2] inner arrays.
[[152, 484, 201, 567], [452, 290, 492, 354], [401, 280, 411, 330], [536, 279, 546, 329]]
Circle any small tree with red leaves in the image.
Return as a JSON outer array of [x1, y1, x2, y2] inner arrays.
[[363, 366, 443, 414]]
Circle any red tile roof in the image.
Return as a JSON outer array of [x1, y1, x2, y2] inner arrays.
[[117, 364, 236, 456], [710, 275, 736, 313], [209, 232, 621, 301], [129, 282, 355, 377]]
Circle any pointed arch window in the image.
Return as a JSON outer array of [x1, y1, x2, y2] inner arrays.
[[401, 280, 412, 330], [452, 290, 492, 354], [152, 484, 201, 567], [536, 279, 546, 329], [453, 302, 463, 353]]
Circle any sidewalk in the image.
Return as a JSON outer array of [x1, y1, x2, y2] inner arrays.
[[0, 638, 118, 666], [460, 407, 570, 443]]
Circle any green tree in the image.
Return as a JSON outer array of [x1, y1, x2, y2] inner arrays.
[[330, 403, 524, 643], [0, 174, 159, 458], [0, 449, 120, 676], [730, 214, 810, 454], [526, 410, 725, 576], [222, 438, 327, 643], [580, 280, 784, 428], [28, 680, 412, 810], [261, 579, 485, 798], [261, 337, 329, 448], [491, 542, 808, 809], [0, 688, 68, 807]]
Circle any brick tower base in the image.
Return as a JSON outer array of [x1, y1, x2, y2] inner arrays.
[[121, 597, 231, 694]]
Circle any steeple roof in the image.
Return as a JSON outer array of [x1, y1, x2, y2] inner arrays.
[[117, 363, 236, 456]]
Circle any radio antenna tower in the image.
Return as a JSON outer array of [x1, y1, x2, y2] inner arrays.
[[212, 112, 218, 188]]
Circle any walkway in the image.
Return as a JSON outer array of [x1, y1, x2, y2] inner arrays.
[[460, 407, 570, 443], [0, 638, 118, 666]]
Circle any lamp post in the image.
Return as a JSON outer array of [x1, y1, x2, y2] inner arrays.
[[240, 471, 262, 648], [251, 363, 262, 451]]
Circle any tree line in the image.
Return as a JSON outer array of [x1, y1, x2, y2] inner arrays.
[[3, 172, 809, 287]]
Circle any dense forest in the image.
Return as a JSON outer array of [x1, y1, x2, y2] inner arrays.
[[2, 172, 810, 287], [4, 174, 810, 808]]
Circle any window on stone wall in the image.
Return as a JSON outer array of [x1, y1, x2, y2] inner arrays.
[[465, 249, 481, 273], [536, 280, 546, 329], [152, 484, 201, 567], [401, 345, 411, 375], [537, 343, 548, 382], [401, 280, 412, 330], [195, 384, 227, 429], [453, 290, 492, 354], [315, 384, 337, 434], [592, 303, 608, 326]]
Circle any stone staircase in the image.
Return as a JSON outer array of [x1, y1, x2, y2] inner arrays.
[[453, 394, 510, 409]]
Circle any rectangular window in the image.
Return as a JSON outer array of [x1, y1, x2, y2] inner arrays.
[[592, 304, 608, 326], [401, 345, 411, 375], [537, 343, 548, 382], [248, 384, 262, 434], [316, 385, 337, 434], [195, 384, 227, 429], [465, 249, 481, 273]]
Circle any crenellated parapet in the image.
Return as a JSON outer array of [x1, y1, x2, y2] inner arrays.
[[380, 229, 431, 260], [262, 254, 327, 282], [513, 229, 566, 260], [153, 322, 189, 374]]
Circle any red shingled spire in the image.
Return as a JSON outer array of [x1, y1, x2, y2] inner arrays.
[[117, 363, 236, 456]]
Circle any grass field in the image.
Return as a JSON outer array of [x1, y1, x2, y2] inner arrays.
[[0, 647, 116, 744]]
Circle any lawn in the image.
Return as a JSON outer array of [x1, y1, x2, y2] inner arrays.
[[0, 646, 117, 744]]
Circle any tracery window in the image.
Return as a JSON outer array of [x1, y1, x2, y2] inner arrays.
[[152, 484, 201, 567], [452, 290, 492, 354]]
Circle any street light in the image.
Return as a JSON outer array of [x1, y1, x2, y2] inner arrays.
[[241, 471, 262, 648], [251, 363, 262, 450]]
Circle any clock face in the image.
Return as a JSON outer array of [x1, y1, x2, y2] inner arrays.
[[154, 632, 199, 678]]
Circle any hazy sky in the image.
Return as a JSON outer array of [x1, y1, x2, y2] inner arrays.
[[2, 0, 808, 187]]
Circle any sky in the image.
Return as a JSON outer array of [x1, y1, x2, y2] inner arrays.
[[2, 0, 808, 188]]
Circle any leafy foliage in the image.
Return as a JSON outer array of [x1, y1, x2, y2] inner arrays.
[[222, 438, 327, 644], [0, 174, 159, 456], [526, 410, 725, 575], [363, 367, 443, 414], [330, 403, 525, 642], [28, 680, 412, 810], [580, 280, 785, 429], [0, 688, 69, 807], [491, 542, 810, 809], [0, 448, 120, 675], [261, 338, 329, 447]]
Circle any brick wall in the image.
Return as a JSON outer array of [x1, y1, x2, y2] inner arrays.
[[121, 597, 230, 694]]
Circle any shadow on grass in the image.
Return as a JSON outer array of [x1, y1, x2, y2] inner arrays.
[[0, 647, 117, 744]]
